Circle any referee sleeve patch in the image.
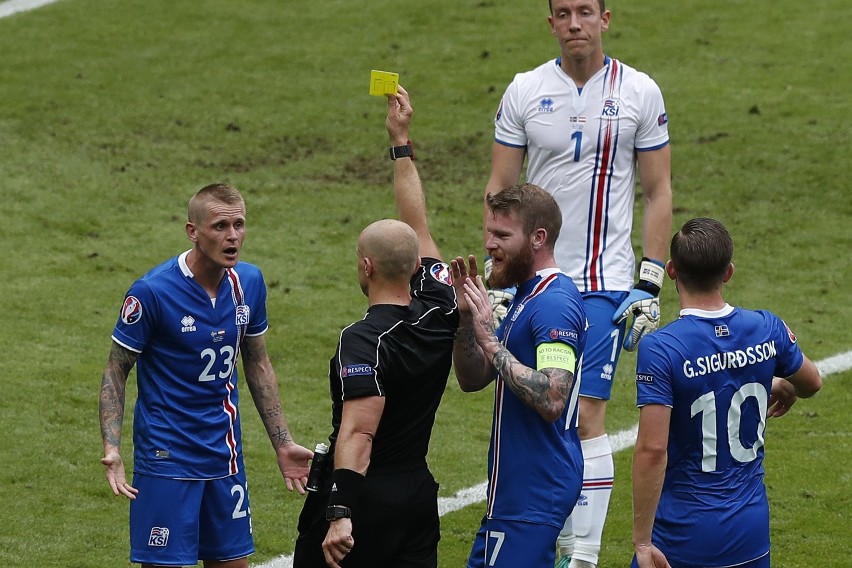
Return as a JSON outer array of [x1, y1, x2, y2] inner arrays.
[[429, 262, 452, 286], [341, 364, 375, 378], [536, 342, 576, 372]]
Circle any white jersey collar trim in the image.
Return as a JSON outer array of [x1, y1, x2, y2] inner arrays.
[[536, 267, 563, 279], [178, 250, 194, 278], [680, 304, 735, 318]]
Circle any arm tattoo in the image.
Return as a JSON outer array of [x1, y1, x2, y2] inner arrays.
[[455, 328, 480, 359], [241, 335, 292, 449], [270, 424, 293, 447], [492, 346, 573, 419], [99, 343, 138, 448]]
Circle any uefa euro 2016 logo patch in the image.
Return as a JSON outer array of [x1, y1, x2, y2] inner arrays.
[[430, 263, 452, 285], [121, 296, 143, 325], [148, 526, 169, 547], [784, 321, 798, 343]]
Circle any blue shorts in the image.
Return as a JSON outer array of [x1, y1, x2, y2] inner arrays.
[[630, 550, 770, 568], [130, 471, 254, 566], [577, 292, 629, 401], [466, 516, 561, 568]]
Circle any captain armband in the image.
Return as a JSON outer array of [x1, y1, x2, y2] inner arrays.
[[536, 342, 577, 372]]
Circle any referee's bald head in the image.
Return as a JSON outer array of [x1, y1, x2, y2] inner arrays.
[[358, 219, 419, 281]]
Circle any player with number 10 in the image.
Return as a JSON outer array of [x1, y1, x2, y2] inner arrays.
[[631, 217, 822, 567]]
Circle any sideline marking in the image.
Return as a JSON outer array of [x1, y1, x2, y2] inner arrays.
[[256, 351, 850, 568], [0, 0, 60, 18]]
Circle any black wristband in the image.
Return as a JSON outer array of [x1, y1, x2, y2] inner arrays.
[[328, 468, 366, 509], [633, 279, 661, 297], [389, 140, 414, 160]]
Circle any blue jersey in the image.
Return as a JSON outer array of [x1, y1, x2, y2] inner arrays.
[[112, 251, 269, 480], [486, 269, 587, 526], [636, 305, 805, 567]]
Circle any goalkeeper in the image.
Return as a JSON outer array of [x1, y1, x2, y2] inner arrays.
[[482, 2, 672, 564]]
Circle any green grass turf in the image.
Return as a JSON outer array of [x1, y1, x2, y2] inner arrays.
[[0, 0, 849, 566]]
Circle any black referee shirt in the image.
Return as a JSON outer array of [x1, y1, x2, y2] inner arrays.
[[327, 257, 459, 472]]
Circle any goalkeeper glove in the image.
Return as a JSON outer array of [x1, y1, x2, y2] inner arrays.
[[613, 258, 665, 351], [484, 256, 516, 328]]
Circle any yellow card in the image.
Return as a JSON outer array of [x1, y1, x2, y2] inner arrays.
[[369, 70, 399, 96]]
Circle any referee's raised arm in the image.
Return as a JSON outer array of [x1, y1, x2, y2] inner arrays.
[[386, 86, 441, 261]]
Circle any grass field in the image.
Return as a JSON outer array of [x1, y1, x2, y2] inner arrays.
[[0, 0, 849, 566]]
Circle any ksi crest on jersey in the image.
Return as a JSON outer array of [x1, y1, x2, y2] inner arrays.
[[602, 98, 620, 118], [235, 305, 250, 326]]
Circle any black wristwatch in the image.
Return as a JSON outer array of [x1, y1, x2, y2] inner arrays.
[[326, 505, 352, 521], [389, 143, 414, 160]]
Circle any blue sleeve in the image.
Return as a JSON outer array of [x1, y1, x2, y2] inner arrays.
[[246, 266, 269, 336], [111, 279, 157, 353], [636, 333, 674, 407], [529, 287, 585, 353], [761, 310, 805, 378]]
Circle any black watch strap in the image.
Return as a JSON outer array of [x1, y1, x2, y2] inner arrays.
[[389, 143, 413, 160], [325, 505, 352, 521]]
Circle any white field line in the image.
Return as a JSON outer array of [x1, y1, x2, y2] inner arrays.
[[255, 350, 851, 568], [0, 0, 60, 18], [2, 1, 846, 563]]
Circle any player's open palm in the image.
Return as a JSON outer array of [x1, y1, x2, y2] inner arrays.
[[276, 443, 313, 494], [461, 273, 497, 347], [101, 451, 138, 499], [450, 255, 479, 318]]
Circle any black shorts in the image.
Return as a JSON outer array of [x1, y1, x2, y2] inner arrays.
[[293, 467, 440, 568]]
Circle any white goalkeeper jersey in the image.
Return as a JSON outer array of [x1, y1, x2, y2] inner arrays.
[[494, 57, 669, 292]]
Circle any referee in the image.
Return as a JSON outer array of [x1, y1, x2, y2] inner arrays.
[[293, 86, 459, 568]]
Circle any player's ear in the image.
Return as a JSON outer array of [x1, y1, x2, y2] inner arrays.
[[665, 260, 677, 281], [722, 263, 735, 283], [531, 228, 547, 250], [186, 222, 198, 243]]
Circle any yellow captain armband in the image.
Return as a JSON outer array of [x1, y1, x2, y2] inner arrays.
[[536, 342, 577, 371]]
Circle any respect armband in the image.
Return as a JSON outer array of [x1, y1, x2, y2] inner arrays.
[[328, 468, 366, 510]]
